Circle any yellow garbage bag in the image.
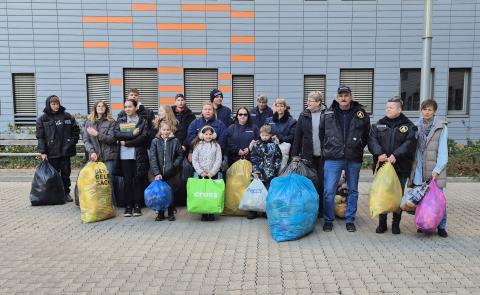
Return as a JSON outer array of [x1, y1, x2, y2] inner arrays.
[[224, 159, 252, 216], [368, 162, 402, 218], [78, 162, 116, 223], [334, 195, 347, 218]]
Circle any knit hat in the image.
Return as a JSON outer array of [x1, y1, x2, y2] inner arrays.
[[210, 88, 223, 102]]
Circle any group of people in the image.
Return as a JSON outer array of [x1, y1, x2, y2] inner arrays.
[[35, 85, 449, 237]]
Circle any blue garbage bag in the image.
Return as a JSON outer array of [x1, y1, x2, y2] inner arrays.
[[266, 174, 319, 242], [144, 180, 173, 211]]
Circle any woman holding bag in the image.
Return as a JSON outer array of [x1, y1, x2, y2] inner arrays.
[[368, 97, 417, 234], [409, 99, 449, 238], [225, 107, 259, 166]]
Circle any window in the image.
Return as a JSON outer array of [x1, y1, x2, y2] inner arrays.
[[123, 68, 158, 112], [448, 68, 470, 115], [184, 69, 218, 114], [86, 74, 110, 113], [339, 69, 374, 113], [232, 75, 254, 113], [12, 73, 36, 125], [400, 69, 435, 112], [304, 75, 326, 109]]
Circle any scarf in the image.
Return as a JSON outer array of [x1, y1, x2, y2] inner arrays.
[[418, 118, 434, 153]]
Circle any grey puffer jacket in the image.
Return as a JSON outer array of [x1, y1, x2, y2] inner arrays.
[[83, 119, 118, 161]]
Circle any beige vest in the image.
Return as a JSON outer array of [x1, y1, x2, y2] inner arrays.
[[410, 120, 447, 188]]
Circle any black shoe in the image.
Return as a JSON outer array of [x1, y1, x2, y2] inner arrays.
[[438, 228, 448, 238], [392, 223, 401, 235], [346, 223, 356, 232], [155, 211, 165, 221], [208, 214, 215, 221], [124, 206, 133, 217], [167, 208, 176, 221], [323, 222, 333, 232], [247, 211, 258, 220], [133, 204, 142, 217], [201, 214, 208, 221], [417, 229, 423, 233], [65, 193, 73, 202], [376, 223, 387, 234]]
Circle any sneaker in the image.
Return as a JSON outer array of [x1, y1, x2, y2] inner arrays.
[[375, 223, 387, 234], [417, 229, 423, 233], [167, 208, 176, 221], [392, 223, 401, 235], [247, 211, 258, 220], [155, 211, 165, 221], [124, 206, 133, 217], [438, 228, 448, 238], [346, 223, 356, 232], [323, 222, 333, 232], [133, 204, 142, 217], [64, 193, 73, 202]]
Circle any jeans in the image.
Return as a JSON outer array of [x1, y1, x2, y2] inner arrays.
[[104, 160, 116, 207], [48, 157, 71, 194], [438, 188, 448, 230], [323, 159, 362, 224]]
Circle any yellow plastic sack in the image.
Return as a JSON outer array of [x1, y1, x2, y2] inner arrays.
[[224, 159, 252, 216], [78, 162, 116, 223], [368, 162, 402, 218], [334, 195, 346, 218]]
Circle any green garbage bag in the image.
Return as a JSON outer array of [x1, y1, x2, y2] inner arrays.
[[187, 177, 225, 214]]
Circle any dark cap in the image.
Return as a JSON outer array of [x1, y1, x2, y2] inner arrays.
[[337, 85, 352, 94], [210, 88, 223, 102]]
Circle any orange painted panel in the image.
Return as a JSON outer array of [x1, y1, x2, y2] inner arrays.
[[159, 85, 184, 92], [231, 55, 255, 62], [83, 16, 132, 23], [158, 48, 207, 55], [218, 73, 231, 80], [157, 23, 206, 30], [159, 97, 176, 104], [110, 79, 123, 86], [181, 4, 230, 11], [111, 103, 124, 110], [182, 48, 207, 55], [84, 41, 109, 48], [132, 4, 156, 11], [231, 11, 255, 18], [230, 36, 255, 43], [158, 67, 183, 74], [133, 41, 157, 49], [219, 85, 231, 93]]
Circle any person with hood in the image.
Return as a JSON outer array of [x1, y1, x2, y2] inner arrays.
[[250, 94, 273, 128], [409, 99, 449, 238], [36, 95, 80, 201], [225, 107, 259, 166], [149, 121, 184, 221], [171, 93, 196, 149], [292, 91, 326, 216], [320, 86, 370, 233], [210, 88, 233, 127], [264, 98, 297, 144], [368, 97, 417, 234], [117, 88, 155, 147]]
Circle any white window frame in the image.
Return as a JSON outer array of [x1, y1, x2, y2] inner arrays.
[[447, 68, 471, 116]]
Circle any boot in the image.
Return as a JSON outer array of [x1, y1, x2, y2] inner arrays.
[[167, 207, 176, 221], [155, 210, 165, 221], [392, 212, 402, 234], [376, 214, 387, 233]]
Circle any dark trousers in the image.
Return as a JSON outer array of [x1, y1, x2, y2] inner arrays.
[[49, 157, 71, 194], [379, 176, 408, 224], [312, 156, 324, 216], [121, 160, 143, 207]]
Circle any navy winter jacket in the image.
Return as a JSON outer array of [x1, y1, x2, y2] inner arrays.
[[264, 111, 297, 144], [250, 105, 273, 128], [215, 104, 233, 127], [225, 123, 259, 165], [186, 117, 227, 150]]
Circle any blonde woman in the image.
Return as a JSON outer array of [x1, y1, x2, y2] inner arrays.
[[264, 97, 297, 144], [153, 104, 179, 138]]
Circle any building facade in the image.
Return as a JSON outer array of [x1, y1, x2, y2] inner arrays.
[[0, 0, 478, 141]]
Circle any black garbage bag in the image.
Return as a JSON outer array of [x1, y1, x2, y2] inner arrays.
[[176, 157, 194, 207], [279, 158, 318, 185], [30, 160, 66, 206]]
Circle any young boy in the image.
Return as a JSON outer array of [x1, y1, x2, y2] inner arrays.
[[36, 95, 80, 201]]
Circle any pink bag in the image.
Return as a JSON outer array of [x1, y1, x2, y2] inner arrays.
[[415, 179, 447, 233]]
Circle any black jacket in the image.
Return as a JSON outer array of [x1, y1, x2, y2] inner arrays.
[[117, 104, 155, 146], [320, 101, 370, 163], [225, 123, 259, 165], [368, 113, 418, 177], [149, 135, 185, 179], [264, 111, 297, 144], [36, 96, 80, 158], [113, 115, 150, 178], [172, 106, 196, 148], [292, 107, 325, 165], [216, 104, 233, 127]]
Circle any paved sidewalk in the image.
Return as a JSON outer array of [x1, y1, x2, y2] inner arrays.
[[1, 181, 479, 294]]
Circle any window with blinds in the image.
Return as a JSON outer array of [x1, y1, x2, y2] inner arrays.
[[232, 75, 254, 113], [304, 75, 326, 109], [12, 73, 37, 125], [184, 69, 218, 114], [339, 69, 374, 113], [123, 68, 158, 112], [86, 74, 110, 113]]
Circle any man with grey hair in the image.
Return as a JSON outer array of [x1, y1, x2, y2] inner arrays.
[[292, 91, 326, 217], [250, 94, 273, 128]]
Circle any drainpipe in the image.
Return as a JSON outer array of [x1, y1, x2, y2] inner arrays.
[[420, 0, 433, 101]]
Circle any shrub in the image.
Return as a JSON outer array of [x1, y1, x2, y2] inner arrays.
[[447, 139, 480, 178]]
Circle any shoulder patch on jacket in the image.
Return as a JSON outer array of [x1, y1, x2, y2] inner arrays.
[[356, 111, 365, 119], [399, 125, 408, 133]]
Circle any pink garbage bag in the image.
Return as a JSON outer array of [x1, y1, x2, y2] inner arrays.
[[415, 179, 447, 233]]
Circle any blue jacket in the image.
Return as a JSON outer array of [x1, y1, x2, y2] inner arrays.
[[225, 123, 259, 165], [250, 105, 273, 128], [264, 111, 297, 144], [216, 104, 233, 127], [187, 117, 227, 150]]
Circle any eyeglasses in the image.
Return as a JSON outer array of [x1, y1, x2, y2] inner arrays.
[[237, 113, 248, 117]]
